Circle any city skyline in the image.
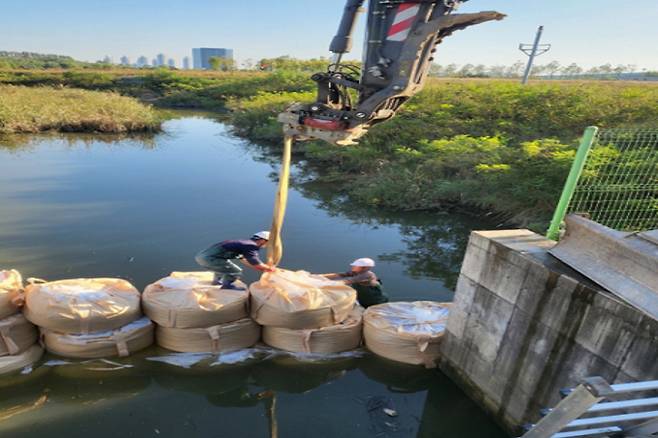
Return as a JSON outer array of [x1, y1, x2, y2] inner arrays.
[[104, 48, 232, 69]]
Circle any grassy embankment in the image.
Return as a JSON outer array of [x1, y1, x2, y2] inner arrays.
[[2, 68, 657, 229], [0, 85, 161, 134], [0, 68, 309, 110]]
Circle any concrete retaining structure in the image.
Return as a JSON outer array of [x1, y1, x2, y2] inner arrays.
[[439, 229, 658, 434]]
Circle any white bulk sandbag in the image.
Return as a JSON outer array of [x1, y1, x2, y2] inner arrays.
[[142, 272, 249, 328], [250, 269, 356, 329], [0, 270, 23, 319], [263, 306, 363, 354], [156, 318, 260, 353], [41, 317, 154, 359], [24, 278, 142, 334], [0, 344, 43, 375], [0, 314, 38, 356], [363, 301, 451, 368]]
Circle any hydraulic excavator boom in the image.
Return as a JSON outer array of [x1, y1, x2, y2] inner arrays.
[[278, 0, 505, 145]]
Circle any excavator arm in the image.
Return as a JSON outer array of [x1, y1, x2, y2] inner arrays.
[[278, 0, 505, 145]]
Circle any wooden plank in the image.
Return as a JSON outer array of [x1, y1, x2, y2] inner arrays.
[[521, 384, 603, 438]]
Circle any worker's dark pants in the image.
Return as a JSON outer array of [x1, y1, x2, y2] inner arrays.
[[352, 282, 389, 308], [195, 244, 243, 285]]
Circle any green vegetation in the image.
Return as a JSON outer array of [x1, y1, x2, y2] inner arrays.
[[0, 86, 161, 133], [208, 56, 236, 72], [0, 68, 314, 110], [144, 69, 314, 108], [227, 78, 658, 229], [0, 51, 96, 69], [1, 65, 656, 230], [258, 56, 340, 72]]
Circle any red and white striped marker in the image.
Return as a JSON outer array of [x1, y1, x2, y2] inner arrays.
[[387, 2, 421, 42]]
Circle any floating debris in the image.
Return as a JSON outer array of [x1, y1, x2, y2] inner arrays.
[[383, 408, 398, 417], [146, 353, 212, 369], [0, 394, 48, 422], [366, 396, 400, 435]]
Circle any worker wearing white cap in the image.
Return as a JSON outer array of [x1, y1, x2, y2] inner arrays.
[[195, 231, 275, 289], [323, 258, 388, 308]]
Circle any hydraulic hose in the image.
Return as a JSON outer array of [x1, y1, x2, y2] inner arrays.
[[267, 135, 293, 266]]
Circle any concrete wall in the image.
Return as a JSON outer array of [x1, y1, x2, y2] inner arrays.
[[439, 229, 658, 434]]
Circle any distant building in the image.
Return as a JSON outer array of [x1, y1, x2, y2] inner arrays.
[[192, 47, 233, 70], [120, 56, 130, 66], [136, 56, 148, 68], [151, 58, 158, 67], [167, 58, 175, 68], [102, 55, 113, 64], [156, 53, 166, 66], [182, 56, 190, 70]]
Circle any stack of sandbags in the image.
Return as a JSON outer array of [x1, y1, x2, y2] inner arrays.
[[143, 272, 259, 354], [251, 269, 362, 354], [0, 270, 43, 375], [363, 301, 451, 368], [24, 278, 153, 359]]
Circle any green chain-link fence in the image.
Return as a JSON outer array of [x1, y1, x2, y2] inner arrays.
[[547, 127, 658, 240]]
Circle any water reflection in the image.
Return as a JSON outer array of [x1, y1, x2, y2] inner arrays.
[[293, 180, 493, 290], [0, 132, 158, 151], [0, 350, 506, 438], [252, 354, 357, 393]]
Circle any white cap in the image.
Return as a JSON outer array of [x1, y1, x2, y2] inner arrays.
[[350, 258, 375, 268], [252, 231, 271, 241]]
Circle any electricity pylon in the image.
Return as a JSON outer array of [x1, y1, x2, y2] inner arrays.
[[519, 26, 551, 84]]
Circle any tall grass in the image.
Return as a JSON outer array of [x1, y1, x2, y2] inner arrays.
[[0, 85, 161, 133]]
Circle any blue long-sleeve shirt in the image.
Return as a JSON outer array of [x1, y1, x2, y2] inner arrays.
[[220, 239, 264, 265]]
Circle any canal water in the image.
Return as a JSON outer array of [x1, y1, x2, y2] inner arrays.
[[0, 115, 506, 437]]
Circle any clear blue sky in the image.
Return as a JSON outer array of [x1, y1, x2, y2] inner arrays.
[[1, 0, 657, 69]]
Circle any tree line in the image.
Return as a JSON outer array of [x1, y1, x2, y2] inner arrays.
[[228, 57, 656, 80], [429, 61, 654, 79], [0, 51, 86, 69]]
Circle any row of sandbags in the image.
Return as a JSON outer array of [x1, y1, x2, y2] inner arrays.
[[250, 270, 452, 366], [141, 270, 365, 355], [1, 268, 451, 373], [0, 270, 44, 375]]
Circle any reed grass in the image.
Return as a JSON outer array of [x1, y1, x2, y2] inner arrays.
[[0, 85, 161, 133]]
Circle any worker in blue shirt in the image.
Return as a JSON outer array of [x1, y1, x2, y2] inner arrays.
[[195, 231, 275, 289]]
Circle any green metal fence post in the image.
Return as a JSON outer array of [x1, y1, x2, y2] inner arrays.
[[547, 126, 599, 240]]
